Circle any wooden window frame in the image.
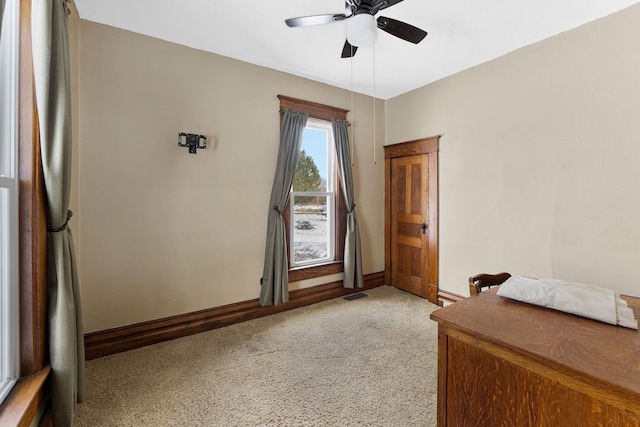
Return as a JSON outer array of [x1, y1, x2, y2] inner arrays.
[[277, 95, 349, 282], [0, 0, 51, 425]]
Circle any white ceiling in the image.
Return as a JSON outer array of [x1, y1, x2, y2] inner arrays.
[[74, 0, 640, 100]]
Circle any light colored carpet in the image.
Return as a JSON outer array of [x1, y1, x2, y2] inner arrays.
[[74, 286, 440, 426]]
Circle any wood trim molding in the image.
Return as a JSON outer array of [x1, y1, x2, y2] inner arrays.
[[18, 0, 48, 377], [0, 366, 50, 427], [427, 150, 439, 301], [85, 271, 386, 360], [437, 290, 466, 306], [384, 136, 439, 159], [277, 95, 349, 121], [289, 262, 344, 283], [384, 158, 391, 287], [2, 3, 53, 426]]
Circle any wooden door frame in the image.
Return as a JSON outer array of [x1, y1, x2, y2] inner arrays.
[[384, 136, 439, 304]]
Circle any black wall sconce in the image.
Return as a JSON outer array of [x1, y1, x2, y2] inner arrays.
[[178, 132, 207, 154]]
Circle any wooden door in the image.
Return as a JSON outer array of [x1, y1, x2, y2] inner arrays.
[[391, 154, 429, 297], [385, 137, 439, 303]]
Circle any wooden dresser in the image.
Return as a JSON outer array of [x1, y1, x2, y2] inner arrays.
[[430, 288, 640, 426]]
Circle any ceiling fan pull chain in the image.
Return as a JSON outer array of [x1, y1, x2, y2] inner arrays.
[[350, 52, 355, 166], [372, 49, 376, 165]]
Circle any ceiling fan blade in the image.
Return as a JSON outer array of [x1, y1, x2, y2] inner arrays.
[[377, 16, 427, 44], [372, 0, 405, 12], [285, 14, 347, 27], [345, 0, 360, 14], [341, 40, 358, 58]]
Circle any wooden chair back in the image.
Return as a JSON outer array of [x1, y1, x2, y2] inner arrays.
[[469, 272, 512, 295]]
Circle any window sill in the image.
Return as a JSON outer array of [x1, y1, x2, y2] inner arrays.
[[289, 261, 344, 283], [0, 366, 50, 427]]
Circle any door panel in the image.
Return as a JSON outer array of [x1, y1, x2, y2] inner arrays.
[[390, 154, 430, 298]]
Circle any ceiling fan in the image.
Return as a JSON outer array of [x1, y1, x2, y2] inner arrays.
[[285, 0, 428, 58]]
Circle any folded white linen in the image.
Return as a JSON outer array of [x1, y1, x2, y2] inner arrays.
[[496, 275, 638, 330]]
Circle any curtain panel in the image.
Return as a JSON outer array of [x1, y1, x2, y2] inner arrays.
[[332, 119, 364, 289], [259, 109, 309, 306], [32, 0, 85, 425], [0, 0, 5, 37]]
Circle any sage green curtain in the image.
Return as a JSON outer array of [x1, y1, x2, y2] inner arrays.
[[260, 109, 308, 306], [32, 1, 85, 425], [332, 119, 364, 289], [0, 0, 6, 38]]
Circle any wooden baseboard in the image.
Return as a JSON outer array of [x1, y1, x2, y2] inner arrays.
[[437, 289, 466, 306], [85, 271, 385, 360]]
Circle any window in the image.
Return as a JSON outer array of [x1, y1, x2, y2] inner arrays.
[[0, 0, 20, 404], [290, 120, 336, 267], [278, 95, 349, 279]]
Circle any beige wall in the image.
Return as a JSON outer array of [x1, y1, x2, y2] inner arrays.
[[78, 21, 385, 332], [386, 4, 640, 297]]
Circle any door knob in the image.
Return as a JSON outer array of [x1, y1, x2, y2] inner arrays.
[[419, 223, 427, 234]]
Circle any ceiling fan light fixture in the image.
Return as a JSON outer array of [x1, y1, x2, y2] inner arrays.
[[347, 14, 376, 47]]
